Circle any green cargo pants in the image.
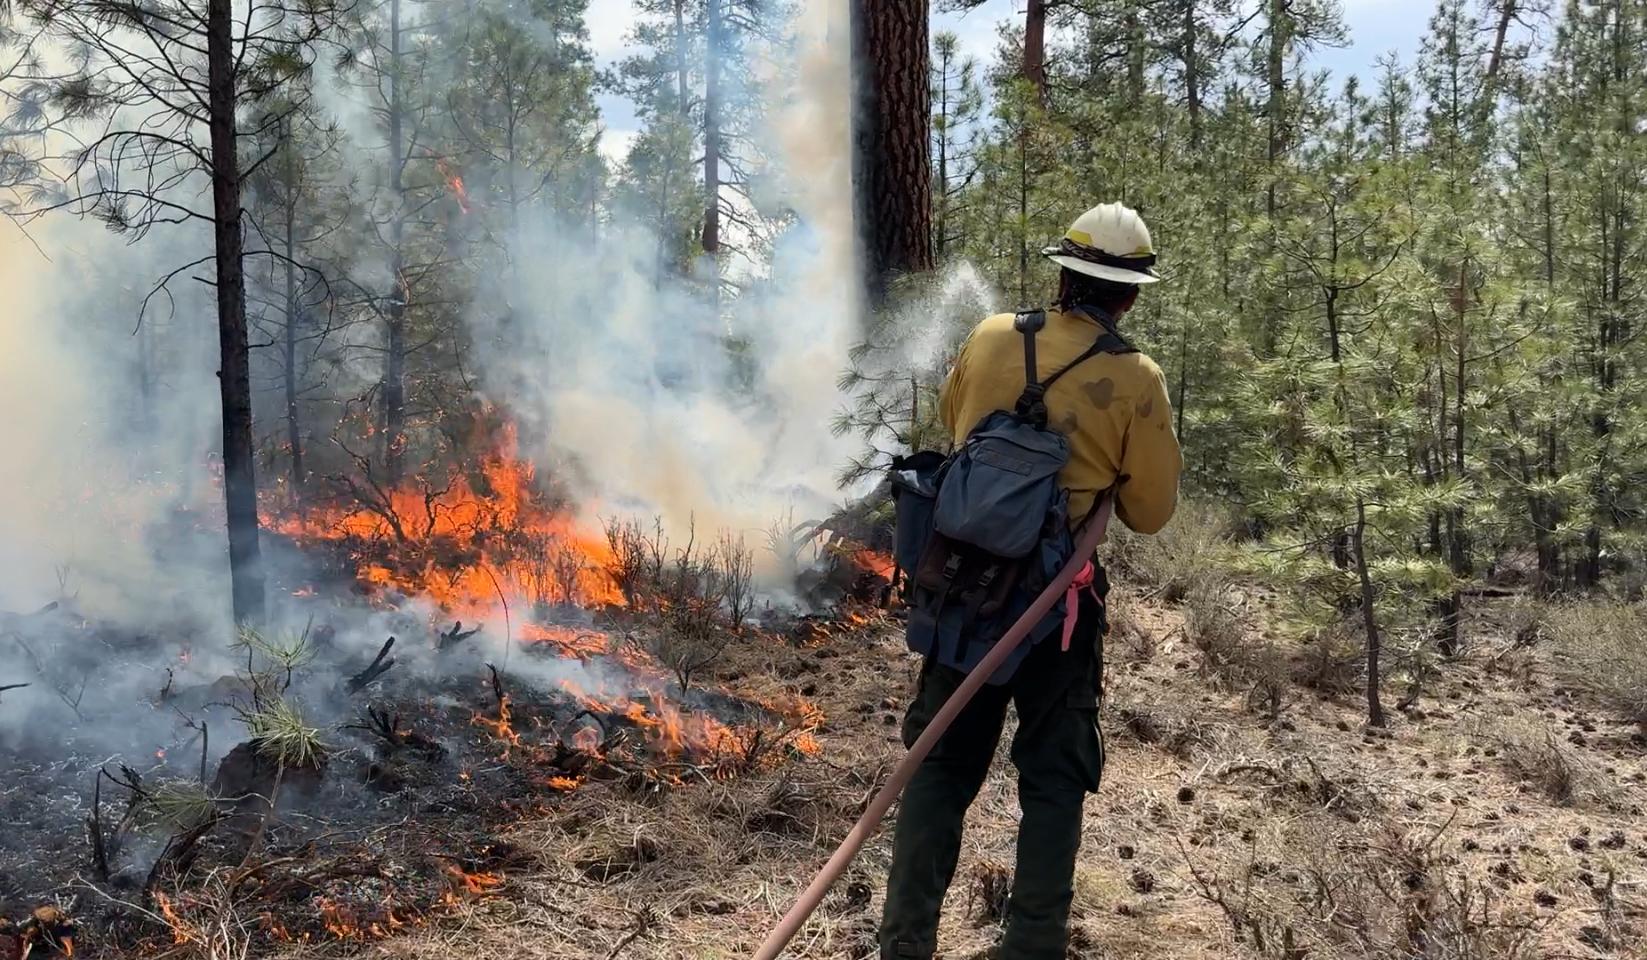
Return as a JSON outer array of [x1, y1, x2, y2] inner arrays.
[[879, 591, 1106, 960]]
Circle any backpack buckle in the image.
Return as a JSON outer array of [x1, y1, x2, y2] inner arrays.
[[1015, 383, 1047, 420]]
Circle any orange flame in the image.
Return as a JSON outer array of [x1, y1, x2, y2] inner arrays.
[[443, 864, 505, 897], [154, 892, 190, 946], [472, 692, 521, 757], [435, 157, 471, 214], [263, 421, 622, 618], [853, 549, 896, 580]]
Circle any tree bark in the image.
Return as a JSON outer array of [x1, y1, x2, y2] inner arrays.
[[1484, 0, 1518, 88], [1182, 0, 1202, 149], [1025, 0, 1048, 104], [852, 0, 934, 306], [702, 0, 723, 264], [283, 124, 303, 496], [1265, 0, 1290, 219], [1354, 499, 1385, 728], [382, 0, 408, 487], [208, 0, 265, 626], [1125, 1, 1145, 107]]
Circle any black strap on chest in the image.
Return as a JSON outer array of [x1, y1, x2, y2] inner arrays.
[[1012, 307, 1137, 425]]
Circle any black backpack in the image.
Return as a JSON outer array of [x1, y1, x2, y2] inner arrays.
[[889, 307, 1135, 683]]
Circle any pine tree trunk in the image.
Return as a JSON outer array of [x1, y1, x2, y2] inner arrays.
[[1126, 2, 1145, 107], [1025, 0, 1048, 104], [1182, 0, 1202, 149], [1484, 0, 1518, 100], [674, 0, 690, 110], [283, 133, 303, 496], [852, 0, 934, 306], [1265, 0, 1289, 219], [208, 0, 264, 626], [1354, 499, 1385, 728], [702, 0, 723, 263], [935, 50, 949, 260], [382, 0, 408, 487]]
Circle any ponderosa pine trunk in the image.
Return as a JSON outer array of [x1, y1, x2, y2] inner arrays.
[[1182, 0, 1203, 149], [852, 0, 934, 306], [702, 0, 723, 265], [1025, 0, 1048, 104], [1265, 0, 1289, 220], [208, 0, 265, 626]]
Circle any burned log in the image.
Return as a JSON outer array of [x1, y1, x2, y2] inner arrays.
[[437, 620, 482, 652], [349, 705, 444, 759], [345, 637, 396, 693]]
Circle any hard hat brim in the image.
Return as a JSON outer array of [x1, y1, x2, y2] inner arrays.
[[1042, 249, 1161, 285]]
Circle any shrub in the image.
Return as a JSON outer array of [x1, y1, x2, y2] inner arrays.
[[605, 517, 756, 690], [1492, 720, 1588, 805], [1106, 500, 1234, 603], [1184, 576, 1245, 681]]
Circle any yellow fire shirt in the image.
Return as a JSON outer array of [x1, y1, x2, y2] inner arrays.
[[938, 308, 1183, 534]]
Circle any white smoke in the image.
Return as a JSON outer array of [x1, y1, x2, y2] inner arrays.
[[465, 0, 864, 543]]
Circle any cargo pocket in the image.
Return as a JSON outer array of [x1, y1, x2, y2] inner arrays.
[[1064, 654, 1105, 793]]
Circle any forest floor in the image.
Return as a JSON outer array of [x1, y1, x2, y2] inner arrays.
[[342, 582, 1647, 960]]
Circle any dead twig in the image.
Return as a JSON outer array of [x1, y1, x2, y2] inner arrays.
[[606, 908, 655, 960], [346, 637, 396, 693]]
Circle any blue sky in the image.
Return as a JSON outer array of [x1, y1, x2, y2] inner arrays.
[[590, 0, 1437, 164]]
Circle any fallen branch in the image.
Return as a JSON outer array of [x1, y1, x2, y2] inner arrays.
[[0, 682, 29, 702], [345, 637, 396, 694], [437, 620, 482, 652], [606, 908, 654, 960], [486, 662, 507, 710]]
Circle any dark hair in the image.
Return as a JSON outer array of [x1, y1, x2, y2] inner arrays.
[[1056, 269, 1139, 314]]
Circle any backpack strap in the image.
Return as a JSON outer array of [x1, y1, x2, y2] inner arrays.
[[1013, 306, 1137, 424], [1013, 310, 1050, 424]]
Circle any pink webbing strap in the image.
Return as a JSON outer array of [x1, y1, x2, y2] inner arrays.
[[1061, 560, 1097, 651]]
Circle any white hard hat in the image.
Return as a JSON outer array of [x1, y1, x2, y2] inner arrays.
[[1041, 202, 1160, 285]]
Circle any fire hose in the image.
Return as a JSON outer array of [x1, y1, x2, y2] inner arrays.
[[752, 495, 1116, 960]]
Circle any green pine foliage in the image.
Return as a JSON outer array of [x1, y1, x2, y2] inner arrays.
[[833, 0, 1647, 723]]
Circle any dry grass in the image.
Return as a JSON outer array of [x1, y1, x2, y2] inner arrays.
[[1105, 500, 1234, 604], [1488, 719, 1598, 807], [1544, 599, 1647, 728]]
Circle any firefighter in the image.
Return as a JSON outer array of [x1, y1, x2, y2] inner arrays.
[[879, 202, 1182, 960]]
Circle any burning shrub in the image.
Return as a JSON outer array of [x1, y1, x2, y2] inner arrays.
[[603, 518, 757, 690], [602, 516, 659, 608]]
